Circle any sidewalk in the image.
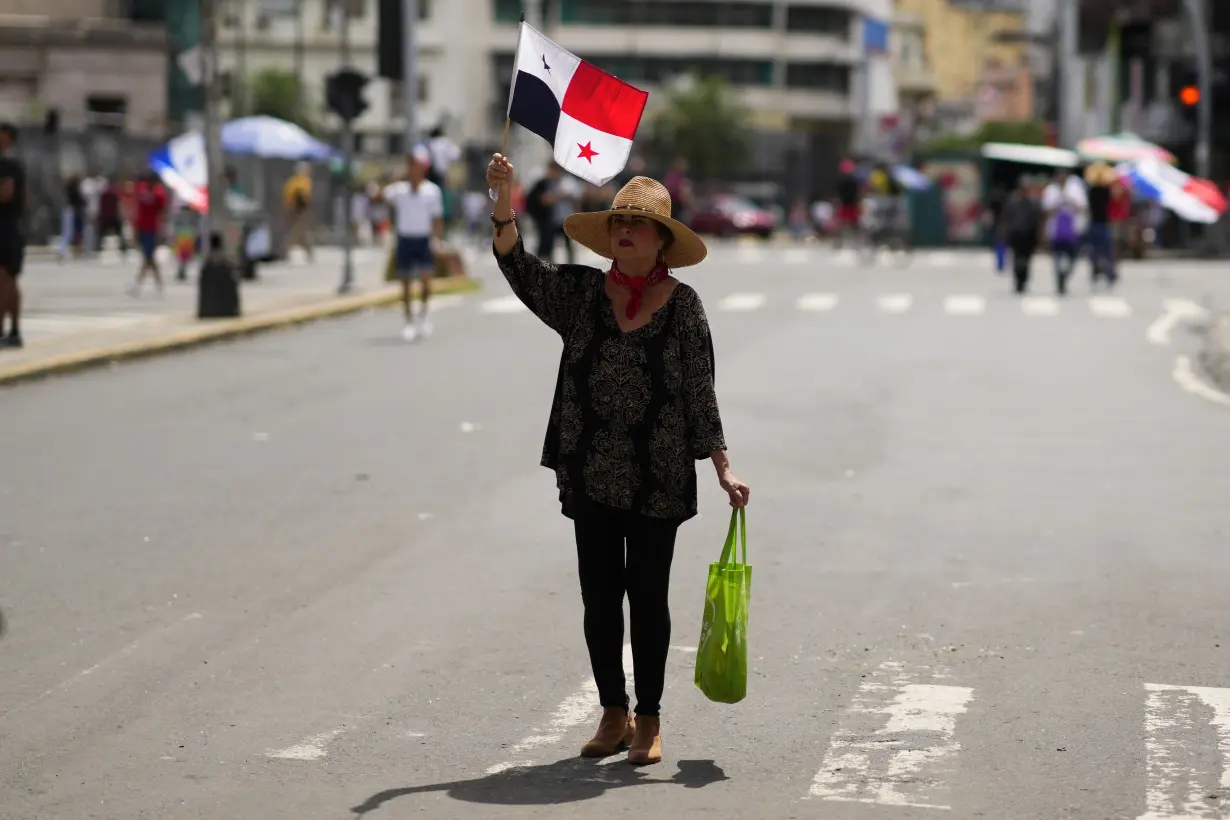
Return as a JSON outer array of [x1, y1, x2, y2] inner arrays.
[[0, 245, 481, 386]]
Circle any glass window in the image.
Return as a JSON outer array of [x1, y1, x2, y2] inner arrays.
[[785, 6, 850, 37], [784, 63, 850, 93], [493, 0, 521, 23], [561, 0, 771, 27]]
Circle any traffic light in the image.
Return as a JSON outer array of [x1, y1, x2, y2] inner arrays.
[[378, 0, 404, 81], [325, 69, 370, 122], [1170, 61, 1200, 135]]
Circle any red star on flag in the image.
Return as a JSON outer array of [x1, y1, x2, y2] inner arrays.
[[577, 141, 599, 163]]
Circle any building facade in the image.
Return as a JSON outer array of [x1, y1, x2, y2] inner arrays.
[[0, 1, 168, 139], [213, 0, 899, 154], [890, 0, 1027, 117]]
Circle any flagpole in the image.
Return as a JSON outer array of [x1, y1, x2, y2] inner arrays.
[[500, 12, 525, 157]]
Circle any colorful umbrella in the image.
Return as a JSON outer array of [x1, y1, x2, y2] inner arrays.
[[1115, 158, 1227, 224], [1078, 133, 1176, 165]]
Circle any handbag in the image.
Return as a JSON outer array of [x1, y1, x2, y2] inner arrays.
[[694, 507, 752, 704]]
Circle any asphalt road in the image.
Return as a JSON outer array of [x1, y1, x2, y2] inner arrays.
[[2, 242, 1229, 820]]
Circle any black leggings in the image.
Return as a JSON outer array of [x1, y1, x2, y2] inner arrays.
[[572, 497, 679, 717]]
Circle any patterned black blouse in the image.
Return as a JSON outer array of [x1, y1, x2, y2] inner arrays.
[[495, 237, 727, 522]]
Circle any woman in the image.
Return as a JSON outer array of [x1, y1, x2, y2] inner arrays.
[[1083, 162, 1117, 288], [486, 153, 750, 766]]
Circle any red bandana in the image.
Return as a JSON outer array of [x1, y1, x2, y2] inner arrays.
[[608, 261, 669, 320]]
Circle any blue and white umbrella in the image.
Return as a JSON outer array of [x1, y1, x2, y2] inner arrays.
[[221, 116, 338, 160], [1115, 159, 1227, 224], [892, 165, 932, 191]]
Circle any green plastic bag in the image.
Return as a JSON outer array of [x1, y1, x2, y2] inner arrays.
[[695, 507, 751, 704]]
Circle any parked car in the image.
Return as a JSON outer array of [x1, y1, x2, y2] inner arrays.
[[688, 193, 778, 239]]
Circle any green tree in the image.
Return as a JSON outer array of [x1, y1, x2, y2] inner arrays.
[[240, 69, 316, 133], [649, 74, 751, 183]]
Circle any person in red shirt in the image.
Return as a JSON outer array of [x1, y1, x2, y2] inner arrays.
[[1107, 178, 1132, 262], [128, 172, 168, 297]]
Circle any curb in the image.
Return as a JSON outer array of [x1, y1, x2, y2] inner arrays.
[[1197, 312, 1230, 394], [0, 276, 481, 388]]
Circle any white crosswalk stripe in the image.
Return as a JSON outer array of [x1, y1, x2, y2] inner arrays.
[[469, 291, 1151, 319], [1022, 296, 1060, 316], [719, 292, 767, 312], [944, 295, 986, 315], [1090, 296, 1132, 318], [877, 293, 913, 314], [796, 293, 839, 312], [479, 296, 528, 314], [441, 659, 1230, 817]]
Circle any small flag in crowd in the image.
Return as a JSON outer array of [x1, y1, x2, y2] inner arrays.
[[505, 23, 648, 187]]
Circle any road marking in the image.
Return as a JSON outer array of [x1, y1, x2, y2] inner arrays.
[[1138, 683, 1230, 819], [736, 247, 765, 264], [833, 249, 859, 266], [1089, 296, 1132, 318], [877, 294, 913, 314], [796, 293, 839, 312], [784, 248, 811, 265], [809, 661, 973, 809], [479, 296, 527, 314], [719, 292, 767, 312], [944, 295, 985, 315], [1021, 296, 1060, 316], [1172, 356, 1230, 410], [926, 252, 955, 266], [1147, 299, 1209, 346], [268, 727, 347, 761], [485, 644, 634, 775]]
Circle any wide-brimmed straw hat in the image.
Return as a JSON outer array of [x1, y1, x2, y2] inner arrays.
[[1084, 161, 1117, 187], [563, 176, 708, 268]]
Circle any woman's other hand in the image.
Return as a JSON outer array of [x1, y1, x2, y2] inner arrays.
[[719, 470, 750, 508]]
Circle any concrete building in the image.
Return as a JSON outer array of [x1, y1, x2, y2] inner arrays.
[[215, 0, 900, 154], [0, 1, 168, 139], [890, 0, 1028, 129]]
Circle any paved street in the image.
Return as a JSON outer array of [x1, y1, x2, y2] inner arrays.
[[1, 241, 1229, 820]]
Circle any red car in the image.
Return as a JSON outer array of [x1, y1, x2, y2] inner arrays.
[[688, 194, 778, 239]]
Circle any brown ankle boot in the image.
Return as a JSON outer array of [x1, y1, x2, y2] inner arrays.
[[626, 715, 662, 765], [580, 707, 635, 758]]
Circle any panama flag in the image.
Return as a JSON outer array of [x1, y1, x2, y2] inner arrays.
[[506, 23, 648, 186]]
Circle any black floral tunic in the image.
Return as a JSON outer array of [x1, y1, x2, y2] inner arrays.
[[495, 237, 727, 522]]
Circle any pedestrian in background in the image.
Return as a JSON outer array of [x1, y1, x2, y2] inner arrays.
[[486, 154, 751, 767], [1001, 175, 1043, 294], [1084, 162, 1118, 289], [383, 146, 444, 342], [1041, 168, 1087, 296], [0, 122, 26, 348], [282, 162, 314, 262]]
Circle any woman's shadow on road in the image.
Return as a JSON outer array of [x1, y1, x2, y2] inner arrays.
[[351, 757, 727, 815]]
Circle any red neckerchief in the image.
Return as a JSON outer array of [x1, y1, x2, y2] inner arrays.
[[608, 260, 669, 320]]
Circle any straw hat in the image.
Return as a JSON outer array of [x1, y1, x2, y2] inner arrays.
[[1084, 162, 1117, 187], [563, 176, 708, 268]]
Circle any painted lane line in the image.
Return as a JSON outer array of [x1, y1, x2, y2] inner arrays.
[[480, 296, 528, 314], [1172, 356, 1230, 410], [877, 294, 913, 314], [1089, 296, 1132, 318], [783, 248, 811, 265], [268, 727, 348, 761], [796, 293, 839, 312], [736, 247, 765, 265], [944, 295, 986, 316], [719, 293, 767, 312], [1021, 296, 1060, 316], [1138, 683, 1230, 819], [926, 252, 955, 266], [1147, 299, 1209, 346], [809, 661, 973, 809], [485, 645, 634, 775]]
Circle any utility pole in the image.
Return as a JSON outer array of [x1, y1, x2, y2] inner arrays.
[[200, 0, 229, 259], [337, 1, 356, 294], [294, 0, 305, 118], [1057, 0, 1079, 149], [1182, 0, 1212, 180], [402, 0, 419, 151]]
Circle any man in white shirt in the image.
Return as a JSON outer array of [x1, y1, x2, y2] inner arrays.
[[383, 147, 444, 341], [1040, 169, 1087, 295]]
